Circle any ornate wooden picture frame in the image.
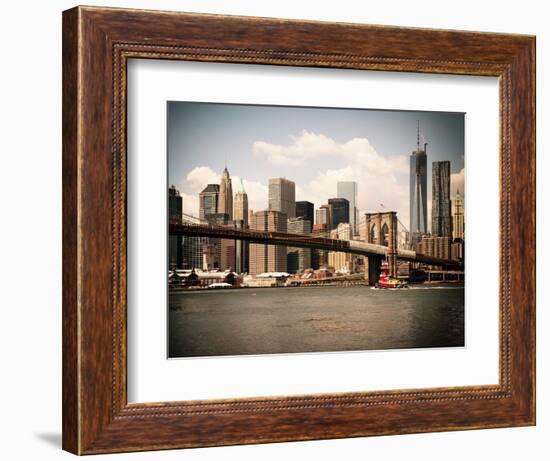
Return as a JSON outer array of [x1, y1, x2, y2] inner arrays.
[[62, 6, 535, 455]]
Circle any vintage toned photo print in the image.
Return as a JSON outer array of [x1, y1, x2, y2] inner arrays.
[[167, 102, 465, 358]]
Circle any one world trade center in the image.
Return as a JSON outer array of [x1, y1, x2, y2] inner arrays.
[[409, 121, 427, 243]]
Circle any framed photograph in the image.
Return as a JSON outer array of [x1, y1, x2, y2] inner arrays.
[[165, 101, 466, 360], [62, 6, 535, 455]]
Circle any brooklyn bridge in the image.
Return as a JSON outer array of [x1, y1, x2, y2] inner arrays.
[[169, 211, 462, 282]]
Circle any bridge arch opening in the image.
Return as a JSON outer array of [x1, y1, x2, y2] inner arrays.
[[381, 223, 389, 247], [370, 224, 378, 244]]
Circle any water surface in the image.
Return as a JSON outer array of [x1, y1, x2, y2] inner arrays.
[[168, 285, 464, 358]]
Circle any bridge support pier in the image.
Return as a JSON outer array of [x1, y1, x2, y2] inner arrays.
[[365, 255, 383, 286], [362, 210, 398, 279], [388, 252, 398, 279]]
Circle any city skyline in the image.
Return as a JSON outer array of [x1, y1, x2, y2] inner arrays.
[[168, 101, 465, 229]]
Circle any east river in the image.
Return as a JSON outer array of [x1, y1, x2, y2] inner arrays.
[[168, 284, 465, 358]]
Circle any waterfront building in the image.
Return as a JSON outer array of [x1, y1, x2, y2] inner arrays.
[[199, 184, 219, 220], [328, 197, 350, 229], [169, 269, 241, 288], [410, 122, 428, 242], [182, 235, 207, 270], [249, 210, 287, 275], [234, 219, 248, 274], [432, 161, 452, 237], [335, 222, 352, 241], [451, 240, 463, 261], [295, 201, 314, 227], [316, 204, 332, 229], [267, 178, 294, 274], [242, 272, 289, 288], [312, 223, 328, 233], [311, 223, 328, 269], [218, 167, 233, 219], [204, 212, 233, 270], [337, 181, 358, 235], [268, 177, 295, 219], [287, 216, 312, 273], [168, 185, 183, 269], [415, 235, 452, 260], [452, 189, 465, 241], [198, 184, 221, 269], [201, 241, 218, 271], [328, 223, 355, 273], [220, 238, 236, 271]]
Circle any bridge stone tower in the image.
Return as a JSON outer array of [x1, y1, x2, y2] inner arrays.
[[361, 211, 398, 281]]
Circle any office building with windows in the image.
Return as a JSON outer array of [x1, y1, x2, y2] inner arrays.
[[337, 181, 358, 235]]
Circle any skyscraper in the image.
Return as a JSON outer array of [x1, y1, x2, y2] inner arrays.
[[168, 185, 183, 269], [293, 202, 313, 272], [452, 189, 465, 240], [268, 178, 295, 219], [168, 185, 183, 222], [410, 122, 428, 241], [234, 219, 248, 274], [295, 201, 314, 228], [213, 168, 234, 270], [249, 210, 287, 275], [218, 167, 233, 219], [182, 236, 207, 270], [199, 184, 220, 270], [220, 238, 236, 271], [233, 179, 249, 274], [234, 179, 249, 226], [316, 204, 332, 229], [337, 181, 358, 235], [328, 223, 356, 273], [415, 235, 452, 260], [431, 161, 452, 237], [328, 197, 350, 229], [311, 223, 329, 269], [199, 184, 219, 220], [287, 217, 312, 273], [204, 213, 235, 270]]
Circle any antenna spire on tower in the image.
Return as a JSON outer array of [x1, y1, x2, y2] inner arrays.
[[417, 120, 420, 151]]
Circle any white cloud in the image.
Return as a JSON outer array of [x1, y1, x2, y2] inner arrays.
[[185, 166, 219, 191], [254, 130, 408, 177]]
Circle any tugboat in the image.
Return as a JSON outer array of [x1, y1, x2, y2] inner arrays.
[[375, 261, 408, 289]]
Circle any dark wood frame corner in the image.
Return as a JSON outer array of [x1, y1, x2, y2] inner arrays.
[[62, 5, 536, 455]]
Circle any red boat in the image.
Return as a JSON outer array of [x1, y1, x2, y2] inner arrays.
[[375, 261, 408, 288]]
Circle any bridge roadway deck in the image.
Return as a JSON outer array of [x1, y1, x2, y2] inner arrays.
[[169, 223, 462, 268]]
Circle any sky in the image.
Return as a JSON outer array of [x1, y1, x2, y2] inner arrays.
[[167, 101, 464, 231]]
